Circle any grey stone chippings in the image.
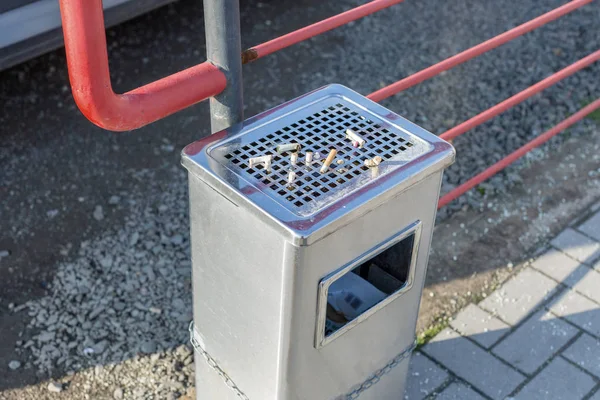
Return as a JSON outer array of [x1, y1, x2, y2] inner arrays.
[[47, 381, 63, 393], [140, 340, 157, 354], [165, 393, 177, 400], [46, 209, 59, 219], [93, 205, 105, 221], [14, 167, 195, 400], [108, 195, 121, 205], [8, 360, 21, 370], [113, 387, 124, 399]]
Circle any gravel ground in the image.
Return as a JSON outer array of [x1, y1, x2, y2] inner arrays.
[[12, 167, 192, 374], [0, 0, 599, 398], [4, 165, 196, 399]]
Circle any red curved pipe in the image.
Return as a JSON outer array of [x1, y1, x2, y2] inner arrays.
[[59, 0, 227, 131]]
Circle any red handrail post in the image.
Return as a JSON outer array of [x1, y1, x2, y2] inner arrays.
[[59, 0, 227, 131]]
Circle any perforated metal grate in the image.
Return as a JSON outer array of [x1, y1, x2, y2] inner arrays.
[[217, 101, 427, 215]]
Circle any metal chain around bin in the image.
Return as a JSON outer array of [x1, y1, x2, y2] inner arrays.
[[344, 340, 416, 400], [189, 322, 250, 400], [190, 320, 415, 400]]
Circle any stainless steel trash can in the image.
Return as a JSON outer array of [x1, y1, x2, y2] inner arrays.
[[182, 84, 455, 400]]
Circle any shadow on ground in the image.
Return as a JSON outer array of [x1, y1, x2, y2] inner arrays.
[[407, 239, 600, 399]]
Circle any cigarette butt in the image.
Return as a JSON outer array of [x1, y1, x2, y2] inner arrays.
[[364, 156, 383, 168], [276, 143, 301, 154], [287, 170, 296, 186], [249, 155, 273, 169], [290, 153, 298, 166], [314, 152, 322, 160], [346, 129, 366, 148], [305, 151, 313, 166], [321, 149, 337, 173], [371, 166, 379, 178]]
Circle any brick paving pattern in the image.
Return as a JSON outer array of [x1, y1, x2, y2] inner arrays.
[[405, 204, 600, 399]]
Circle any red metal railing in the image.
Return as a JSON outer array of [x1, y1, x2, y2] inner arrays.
[[241, 0, 406, 63], [59, 0, 598, 205], [438, 99, 600, 208], [367, 0, 594, 102], [59, 0, 226, 131], [440, 50, 600, 142]]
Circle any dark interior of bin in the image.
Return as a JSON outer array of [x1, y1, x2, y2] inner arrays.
[[355, 233, 414, 293], [325, 233, 415, 336]]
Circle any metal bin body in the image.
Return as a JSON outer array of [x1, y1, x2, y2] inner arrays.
[[182, 84, 455, 400]]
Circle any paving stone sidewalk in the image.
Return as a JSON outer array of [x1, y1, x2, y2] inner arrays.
[[405, 203, 600, 400]]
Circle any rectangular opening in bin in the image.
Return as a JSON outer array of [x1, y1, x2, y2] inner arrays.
[[316, 221, 421, 348]]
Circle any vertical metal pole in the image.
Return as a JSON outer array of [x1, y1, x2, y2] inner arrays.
[[204, 0, 244, 133], [196, 4, 243, 399]]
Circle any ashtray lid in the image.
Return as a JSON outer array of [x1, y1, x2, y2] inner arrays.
[[182, 84, 454, 243]]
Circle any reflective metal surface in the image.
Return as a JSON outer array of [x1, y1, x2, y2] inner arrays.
[[182, 84, 455, 245], [315, 221, 422, 349], [211, 100, 430, 216], [182, 84, 455, 399]]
